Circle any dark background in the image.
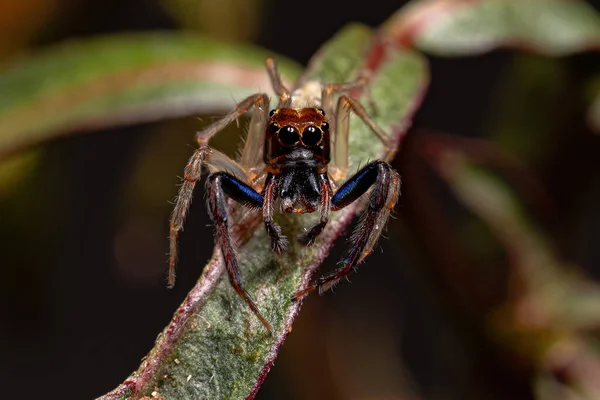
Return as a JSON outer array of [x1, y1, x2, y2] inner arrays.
[[1, 0, 600, 399]]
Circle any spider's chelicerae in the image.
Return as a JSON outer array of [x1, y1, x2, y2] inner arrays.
[[168, 58, 400, 334]]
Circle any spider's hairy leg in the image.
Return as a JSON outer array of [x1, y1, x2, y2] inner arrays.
[[195, 93, 269, 146], [339, 95, 395, 161], [294, 161, 400, 298], [168, 92, 268, 288], [240, 94, 269, 176], [299, 174, 332, 246], [265, 58, 291, 108], [330, 94, 396, 182], [168, 146, 206, 288], [262, 174, 288, 253], [321, 77, 369, 120], [321, 77, 372, 181], [207, 172, 273, 334]]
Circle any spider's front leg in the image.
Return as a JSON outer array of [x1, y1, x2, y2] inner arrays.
[[207, 172, 274, 334], [294, 161, 400, 298], [298, 174, 332, 246], [262, 174, 289, 253], [167, 93, 269, 288]]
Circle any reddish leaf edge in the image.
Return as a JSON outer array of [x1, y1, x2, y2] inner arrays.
[[385, 0, 600, 56]]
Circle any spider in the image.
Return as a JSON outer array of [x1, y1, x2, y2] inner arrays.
[[167, 58, 400, 334]]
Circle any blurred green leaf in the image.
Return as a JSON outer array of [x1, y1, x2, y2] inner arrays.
[[160, 0, 263, 41], [384, 0, 600, 56], [100, 23, 428, 400], [0, 32, 301, 159]]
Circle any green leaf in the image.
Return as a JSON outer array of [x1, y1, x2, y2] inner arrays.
[[0, 32, 302, 158], [99, 24, 428, 400], [159, 0, 263, 41], [384, 0, 600, 56]]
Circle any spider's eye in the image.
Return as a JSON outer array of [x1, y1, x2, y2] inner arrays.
[[269, 109, 277, 117], [320, 121, 329, 131], [268, 122, 279, 133], [278, 126, 300, 146], [316, 108, 325, 116], [302, 126, 322, 146]]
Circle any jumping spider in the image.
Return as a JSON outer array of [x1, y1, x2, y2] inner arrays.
[[168, 58, 400, 334]]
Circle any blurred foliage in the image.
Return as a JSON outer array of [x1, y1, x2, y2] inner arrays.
[[0, 32, 299, 196], [0, 0, 58, 58], [1, 0, 600, 399], [386, 0, 600, 56], [422, 140, 600, 398], [0, 32, 300, 158], [160, 0, 263, 41]]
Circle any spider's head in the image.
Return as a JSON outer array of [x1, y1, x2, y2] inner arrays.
[[264, 107, 330, 169]]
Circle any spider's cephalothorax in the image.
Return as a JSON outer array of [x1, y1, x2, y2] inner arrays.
[[168, 58, 400, 334], [264, 107, 330, 217]]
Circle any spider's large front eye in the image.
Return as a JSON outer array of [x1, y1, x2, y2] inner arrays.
[[278, 126, 300, 146], [302, 126, 322, 146]]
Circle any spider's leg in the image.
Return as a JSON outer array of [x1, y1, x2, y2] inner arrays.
[[321, 77, 369, 119], [328, 94, 395, 182], [294, 161, 400, 298], [240, 93, 269, 176], [299, 174, 332, 246], [168, 93, 267, 288], [262, 173, 288, 253], [168, 146, 206, 288], [195, 93, 269, 146], [207, 172, 273, 334], [265, 58, 291, 108], [320, 77, 372, 179]]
